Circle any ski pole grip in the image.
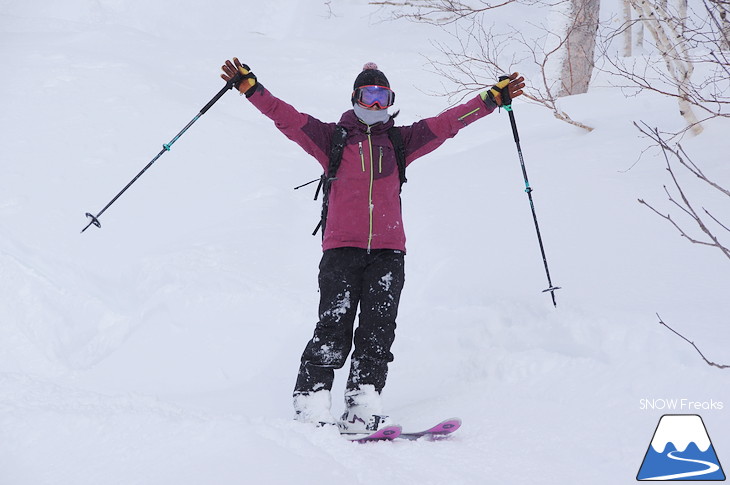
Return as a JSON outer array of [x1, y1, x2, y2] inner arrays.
[[227, 67, 256, 95], [201, 83, 233, 114], [227, 71, 245, 90], [498, 75, 512, 107], [200, 71, 247, 114]]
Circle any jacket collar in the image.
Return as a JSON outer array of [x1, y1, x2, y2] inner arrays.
[[338, 109, 394, 134]]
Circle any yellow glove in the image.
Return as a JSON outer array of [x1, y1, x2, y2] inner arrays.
[[480, 73, 525, 107], [221, 57, 258, 97]]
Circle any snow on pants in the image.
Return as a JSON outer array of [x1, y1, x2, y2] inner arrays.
[[294, 247, 405, 395]]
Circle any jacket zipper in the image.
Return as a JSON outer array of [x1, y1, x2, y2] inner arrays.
[[458, 107, 481, 123], [366, 128, 375, 252], [358, 142, 365, 172], [378, 146, 383, 173]]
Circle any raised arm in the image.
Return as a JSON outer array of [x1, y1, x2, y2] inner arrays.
[[221, 58, 335, 169], [399, 73, 525, 164]]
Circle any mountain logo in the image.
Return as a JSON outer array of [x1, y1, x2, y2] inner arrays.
[[637, 414, 726, 481]]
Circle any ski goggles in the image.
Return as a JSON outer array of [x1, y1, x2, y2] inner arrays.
[[353, 85, 395, 109]]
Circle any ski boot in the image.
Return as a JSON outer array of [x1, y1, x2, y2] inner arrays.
[[293, 389, 337, 427], [338, 386, 393, 434]]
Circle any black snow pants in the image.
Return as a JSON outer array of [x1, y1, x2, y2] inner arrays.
[[294, 247, 405, 395]]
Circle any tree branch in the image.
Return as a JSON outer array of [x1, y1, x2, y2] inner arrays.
[[656, 313, 730, 369], [635, 122, 730, 261], [372, 0, 595, 132], [598, 0, 730, 136]]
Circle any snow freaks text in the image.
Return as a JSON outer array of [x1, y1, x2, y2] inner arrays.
[[639, 399, 724, 411]]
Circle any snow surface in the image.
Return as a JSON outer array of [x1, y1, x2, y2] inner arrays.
[[1, 1, 729, 484]]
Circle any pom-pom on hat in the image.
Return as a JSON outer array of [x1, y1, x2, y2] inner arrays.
[[353, 62, 390, 89]]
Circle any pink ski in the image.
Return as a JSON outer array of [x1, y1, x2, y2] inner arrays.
[[342, 425, 402, 443], [398, 418, 461, 440]]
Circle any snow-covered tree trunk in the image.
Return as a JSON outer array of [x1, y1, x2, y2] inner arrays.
[[558, 0, 601, 96], [708, 0, 730, 49], [635, 13, 645, 50], [623, 0, 633, 56], [678, 0, 688, 36], [631, 0, 704, 135]]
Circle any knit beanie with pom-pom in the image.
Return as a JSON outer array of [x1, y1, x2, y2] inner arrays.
[[353, 62, 390, 90]]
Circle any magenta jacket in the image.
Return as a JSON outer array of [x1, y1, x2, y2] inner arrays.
[[247, 86, 496, 252]]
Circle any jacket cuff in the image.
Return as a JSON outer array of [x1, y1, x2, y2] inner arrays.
[[481, 93, 498, 110], [244, 82, 264, 99]]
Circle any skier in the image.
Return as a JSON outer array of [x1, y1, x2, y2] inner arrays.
[[221, 58, 525, 433]]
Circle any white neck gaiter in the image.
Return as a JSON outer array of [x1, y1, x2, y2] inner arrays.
[[354, 104, 390, 126]]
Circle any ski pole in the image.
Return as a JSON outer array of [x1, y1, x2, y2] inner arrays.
[[81, 70, 248, 233], [498, 76, 561, 307]]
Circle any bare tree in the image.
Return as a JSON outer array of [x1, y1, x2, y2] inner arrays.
[[603, 1, 730, 137], [370, 0, 598, 131], [706, 0, 730, 49], [323, 1, 335, 18], [636, 122, 730, 261], [370, 0, 523, 25], [635, 10, 645, 50], [621, 0, 647, 55], [635, 124, 730, 368], [632, 0, 703, 134], [558, 0, 601, 96], [656, 314, 729, 369], [623, 0, 633, 56]]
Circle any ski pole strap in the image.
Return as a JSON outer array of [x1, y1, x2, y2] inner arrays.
[[226, 71, 245, 91], [314, 175, 327, 201], [293, 178, 320, 191], [200, 77, 240, 115]]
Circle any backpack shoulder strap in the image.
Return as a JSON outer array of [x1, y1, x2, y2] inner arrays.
[[387, 126, 407, 188], [312, 124, 349, 236], [328, 125, 349, 178]]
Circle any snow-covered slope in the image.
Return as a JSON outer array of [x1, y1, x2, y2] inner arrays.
[[1, 1, 728, 484]]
